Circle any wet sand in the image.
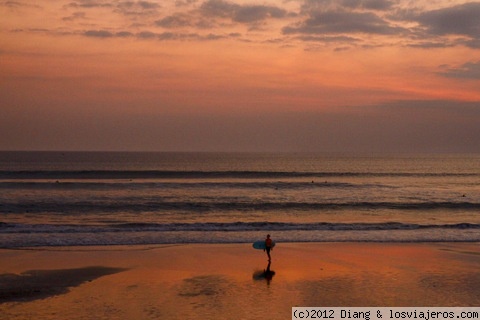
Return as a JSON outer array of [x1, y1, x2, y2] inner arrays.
[[0, 243, 479, 320]]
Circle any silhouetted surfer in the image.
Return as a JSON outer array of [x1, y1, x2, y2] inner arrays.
[[265, 234, 273, 261]]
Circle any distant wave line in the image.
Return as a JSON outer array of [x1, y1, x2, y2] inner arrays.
[[2, 200, 479, 214], [1, 221, 479, 234], [0, 170, 477, 180], [0, 181, 388, 190]]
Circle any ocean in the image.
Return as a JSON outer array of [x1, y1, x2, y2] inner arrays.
[[0, 152, 479, 247]]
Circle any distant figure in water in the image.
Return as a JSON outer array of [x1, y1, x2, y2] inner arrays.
[[265, 234, 273, 261]]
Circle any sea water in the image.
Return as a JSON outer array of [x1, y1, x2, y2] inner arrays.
[[0, 152, 479, 247]]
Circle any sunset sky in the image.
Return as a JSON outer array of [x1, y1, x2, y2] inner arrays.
[[1, 0, 479, 152]]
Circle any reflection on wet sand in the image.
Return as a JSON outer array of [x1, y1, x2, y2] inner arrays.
[[253, 261, 276, 285]]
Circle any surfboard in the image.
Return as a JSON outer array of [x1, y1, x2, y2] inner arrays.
[[252, 240, 276, 250]]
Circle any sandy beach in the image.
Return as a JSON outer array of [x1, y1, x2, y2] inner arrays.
[[1, 242, 479, 320]]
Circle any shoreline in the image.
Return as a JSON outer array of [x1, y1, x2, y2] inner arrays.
[[1, 242, 479, 319]]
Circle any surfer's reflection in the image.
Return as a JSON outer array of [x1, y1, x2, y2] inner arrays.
[[252, 261, 276, 285]]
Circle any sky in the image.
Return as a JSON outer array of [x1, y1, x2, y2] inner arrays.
[[1, 0, 479, 153]]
